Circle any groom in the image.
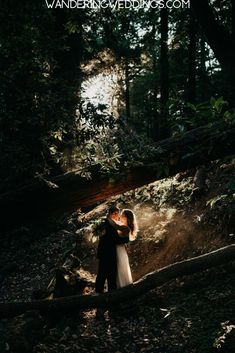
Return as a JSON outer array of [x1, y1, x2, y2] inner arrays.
[[95, 205, 129, 293]]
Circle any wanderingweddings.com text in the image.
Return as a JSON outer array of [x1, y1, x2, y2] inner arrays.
[[45, 0, 190, 10]]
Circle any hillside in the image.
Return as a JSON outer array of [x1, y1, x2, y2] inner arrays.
[[0, 158, 234, 353]]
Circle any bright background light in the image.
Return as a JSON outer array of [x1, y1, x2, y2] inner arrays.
[[81, 73, 119, 113]]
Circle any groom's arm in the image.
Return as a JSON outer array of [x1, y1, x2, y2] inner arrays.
[[108, 219, 130, 237], [107, 220, 130, 244]]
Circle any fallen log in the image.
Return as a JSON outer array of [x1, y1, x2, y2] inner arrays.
[[0, 244, 234, 319], [1, 122, 235, 228]]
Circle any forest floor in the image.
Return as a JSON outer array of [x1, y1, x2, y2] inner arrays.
[[0, 159, 235, 353]]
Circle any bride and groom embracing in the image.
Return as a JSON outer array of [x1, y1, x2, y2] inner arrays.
[[95, 205, 138, 293]]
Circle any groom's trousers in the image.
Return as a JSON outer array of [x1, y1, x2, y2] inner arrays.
[[95, 257, 117, 293]]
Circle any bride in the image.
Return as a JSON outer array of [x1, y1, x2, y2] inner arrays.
[[109, 209, 138, 288]]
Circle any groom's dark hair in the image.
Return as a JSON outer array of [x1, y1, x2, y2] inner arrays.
[[108, 205, 119, 215]]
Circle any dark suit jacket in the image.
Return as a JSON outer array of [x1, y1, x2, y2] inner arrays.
[[97, 219, 129, 261]]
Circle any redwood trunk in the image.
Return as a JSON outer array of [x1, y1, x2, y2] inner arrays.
[[191, 0, 231, 69], [186, 11, 197, 103], [1, 123, 235, 229], [191, 0, 235, 103], [159, 4, 169, 139]]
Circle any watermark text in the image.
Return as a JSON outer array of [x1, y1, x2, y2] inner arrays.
[[45, 0, 190, 10]]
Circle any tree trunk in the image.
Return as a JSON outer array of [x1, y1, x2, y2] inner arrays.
[[0, 244, 234, 319], [232, 0, 235, 100], [198, 33, 209, 101], [191, 0, 235, 103], [152, 23, 160, 140], [191, 0, 231, 69], [159, 4, 169, 139], [1, 122, 235, 229], [124, 57, 131, 121], [50, 10, 83, 157], [233, 0, 235, 45], [200, 35, 206, 76], [186, 11, 197, 104], [53, 10, 82, 84]]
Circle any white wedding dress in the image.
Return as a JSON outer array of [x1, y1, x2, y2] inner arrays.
[[116, 244, 133, 288]]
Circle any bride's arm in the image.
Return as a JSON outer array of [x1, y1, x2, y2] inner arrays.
[[108, 219, 130, 237]]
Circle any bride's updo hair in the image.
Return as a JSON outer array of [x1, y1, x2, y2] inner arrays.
[[122, 209, 138, 241]]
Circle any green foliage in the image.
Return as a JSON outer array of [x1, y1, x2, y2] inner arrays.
[[169, 96, 234, 136], [226, 181, 235, 192], [0, 5, 118, 190], [76, 217, 106, 243], [206, 194, 228, 209], [213, 321, 235, 350], [205, 189, 235, 231], [1, 0, 235, 192]]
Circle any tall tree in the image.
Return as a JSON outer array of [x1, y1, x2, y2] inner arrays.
[[102, 10, 141, 122], [49, 10, 84, 161], [151, 21, 160, 140], [191, 0, 235, 103], [198, 33, 210, 102], [159, 4, 169, 139], [186, 11, 197, 103]]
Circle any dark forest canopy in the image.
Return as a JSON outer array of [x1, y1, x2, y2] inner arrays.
[[0, 0, 235, 193]]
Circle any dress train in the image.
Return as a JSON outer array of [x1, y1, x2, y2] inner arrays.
[[116, 244, 133, 288]]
